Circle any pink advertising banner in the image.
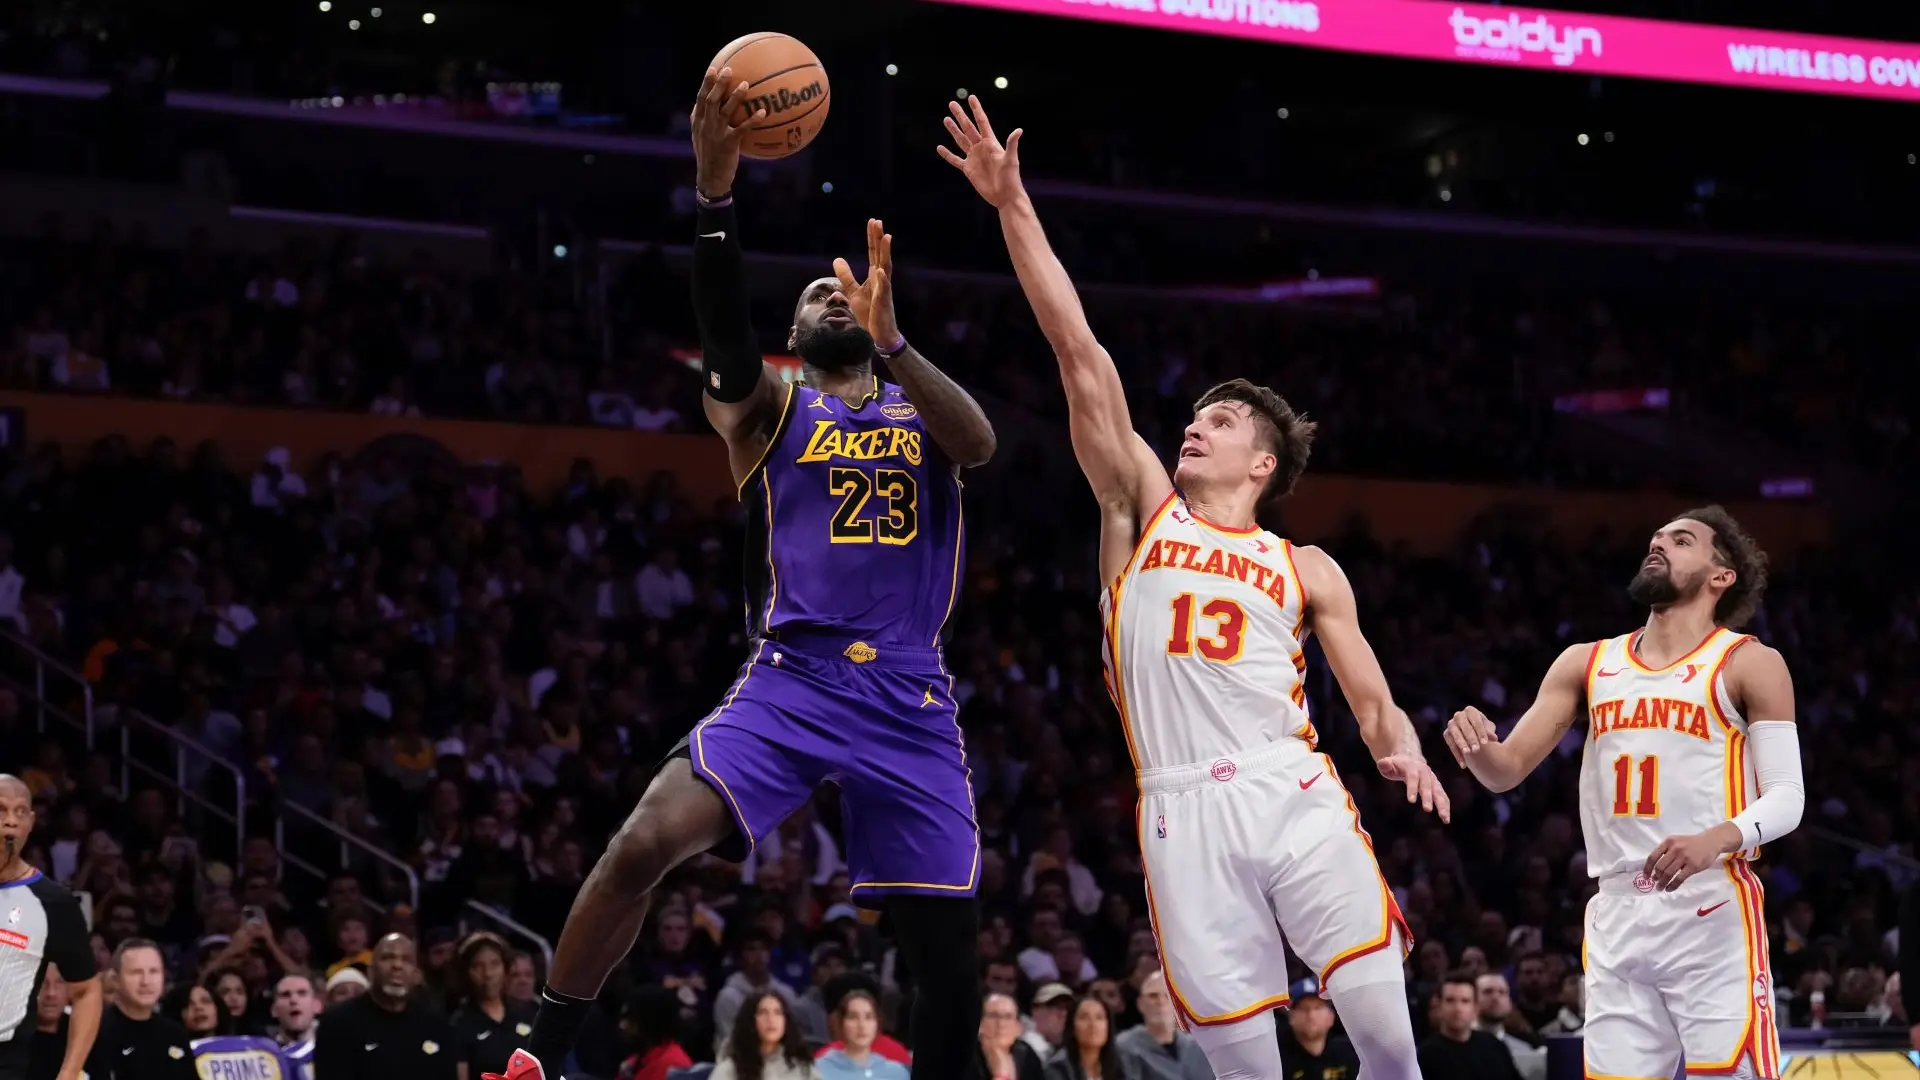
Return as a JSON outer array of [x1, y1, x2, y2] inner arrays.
[[928, 0, 1920, 102]]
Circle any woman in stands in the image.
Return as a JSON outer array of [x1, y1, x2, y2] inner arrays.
[[711, 989, 818, 1080], [165, 983, 224, 1039], [1042, 996, 1137, 1080], [451, 934, 538, 1080], [815, 991, 907, 1080]]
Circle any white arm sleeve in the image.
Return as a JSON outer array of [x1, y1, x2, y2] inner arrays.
[[1729, 721, 1804, 850]]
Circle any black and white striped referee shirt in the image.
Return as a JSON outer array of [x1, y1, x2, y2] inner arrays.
[[0, 870, 96, 1078]]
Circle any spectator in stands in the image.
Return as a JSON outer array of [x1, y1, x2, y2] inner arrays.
[[709, 990, 815, 1080], [1418, 975, 1522, 1080], [712, 931, 799, 1057], [815, 990, 907, 1080], [313, 934, 455, 1080], [450, 933, 537, 1080], [1273, 979, 1357, 1080], [164, 983, 221, 1038], [204, 967, 254, 1035], [1113, 970, 1209, 1080], [27, 969, 73, 1080], [87, 939, 194, 1080], [1473, 972, 1545, 1080], [1023, 828, 1103, 917], [326, 968, 369, 1006], [1536, 972, 1585, 1035], [614, 985, 693, 1080], [979, 991, 1045, 1080], [1043, 995, 1133, 1080], [1021, 984, 1073, 1061], [269, 973, 319, 1071]]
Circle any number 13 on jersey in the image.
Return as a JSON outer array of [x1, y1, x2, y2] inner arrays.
[[1166, 593, 1248, 663]]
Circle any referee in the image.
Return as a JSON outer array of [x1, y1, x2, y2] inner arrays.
[[0, 775, 102, 1080]]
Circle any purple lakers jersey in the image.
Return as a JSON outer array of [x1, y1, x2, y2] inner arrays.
[[742, 378, 964, 645]]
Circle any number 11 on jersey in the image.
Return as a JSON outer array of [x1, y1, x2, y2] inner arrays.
[[1611, 753, 1659, 817]]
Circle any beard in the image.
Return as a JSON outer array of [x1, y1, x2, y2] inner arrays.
[[1626, 562, 1687, 607], [792, 322, 875, 371]]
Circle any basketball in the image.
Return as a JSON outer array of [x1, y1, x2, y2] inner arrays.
[[710, 32, 831, 160]]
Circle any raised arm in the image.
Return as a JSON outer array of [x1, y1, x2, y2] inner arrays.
[[939, 98, 1168, 530], [1293, 544, 1450, 822], [833, 218, 996, 468], [688, 66, 788, 487], [1443, 641, 1596, 793]]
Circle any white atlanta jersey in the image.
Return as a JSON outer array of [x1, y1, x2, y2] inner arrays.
[[1578, 626, 1760, 878], [1100, 492, 1315, 770]]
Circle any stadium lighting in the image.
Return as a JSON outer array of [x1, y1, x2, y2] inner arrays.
[[553, 245, 568, 259], [822, 181, 835, 194], [371, 6, 382, 15], [318, 1, 330, 9], [348, 18, 360, 29], [422, 11, 436, 23], [1277, 107, 1290, 119], [1439, 186, 1453, 202], [1604, 131, 1616, 142], [994, 76, 1008, 89], [885, 63, 898, 76], [956, 88, 969, 99], [1577, 133, 1590, 145]]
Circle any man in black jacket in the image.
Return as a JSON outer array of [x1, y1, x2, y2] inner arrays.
[[315, 933, 457, 1080], [85, 940, 193, 1080], [1418, 974, 1522, 1080]]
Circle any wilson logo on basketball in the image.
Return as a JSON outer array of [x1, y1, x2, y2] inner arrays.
[[747, 81, 824, 119], [1210, 759, 1237, 782]]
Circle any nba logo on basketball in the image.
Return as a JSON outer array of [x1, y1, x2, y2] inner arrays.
[[1157, 815, 1167, 839]]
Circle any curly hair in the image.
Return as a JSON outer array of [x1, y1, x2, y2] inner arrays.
[[1192, 378, 1318, 506], [1676, 505, 1770, 627]]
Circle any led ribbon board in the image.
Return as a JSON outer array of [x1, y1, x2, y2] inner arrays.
[[927, 0, 1920, 102]]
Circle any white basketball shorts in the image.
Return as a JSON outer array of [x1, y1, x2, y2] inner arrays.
[[1137, 740, 1410, 1028], [1584, 859, 1781, 1079]]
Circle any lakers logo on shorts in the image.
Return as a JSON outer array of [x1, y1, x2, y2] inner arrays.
[[844, 642, 878, 663]]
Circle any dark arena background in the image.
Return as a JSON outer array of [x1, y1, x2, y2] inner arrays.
[[0, 0, 1914, 1077]]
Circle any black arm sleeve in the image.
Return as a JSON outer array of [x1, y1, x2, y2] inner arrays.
[[691, 202, 764, 404], [42, 886, 97, 981]]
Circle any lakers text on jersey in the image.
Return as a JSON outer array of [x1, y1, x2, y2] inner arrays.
[[1103, 495, 1408, 1027], [1578, 628, 1781, 1079], [680, 378, 979, 908]]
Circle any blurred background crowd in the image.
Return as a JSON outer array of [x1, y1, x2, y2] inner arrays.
[[0, 1, 1917, 1079]]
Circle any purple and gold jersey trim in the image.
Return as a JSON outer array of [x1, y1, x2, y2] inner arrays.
[[741, 377, 965, 647]]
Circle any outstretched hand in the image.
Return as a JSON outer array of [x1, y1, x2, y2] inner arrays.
[[832, 218, 898, 347], [937, 95, 1026, 208], [1378, 753, 1452, 823], [689, 66, 767, 199]]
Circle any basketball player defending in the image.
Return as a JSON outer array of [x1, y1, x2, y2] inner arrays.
[[1444, 508, 1801, 1080], [489, 68, 996, 1080], [942, 96, 1442, 1080]]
